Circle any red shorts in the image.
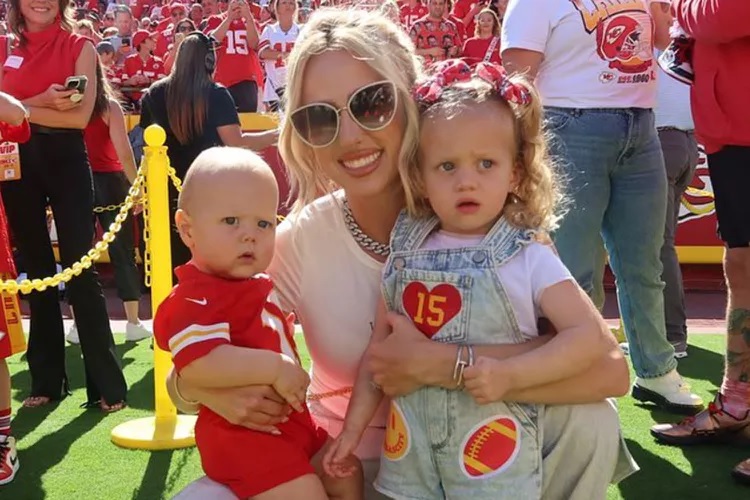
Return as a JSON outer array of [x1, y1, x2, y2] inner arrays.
[[196, 415, 329, 498]]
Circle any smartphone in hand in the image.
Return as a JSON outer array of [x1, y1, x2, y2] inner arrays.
[[65, 75, 88, 102]]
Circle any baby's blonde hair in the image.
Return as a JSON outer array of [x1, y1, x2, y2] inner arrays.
[[278, 8, 423, 213], [178, 147, 276, 211], [404, 74, 565, 232]]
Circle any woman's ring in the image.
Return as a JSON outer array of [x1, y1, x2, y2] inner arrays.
[[370, 381, 382, 391]]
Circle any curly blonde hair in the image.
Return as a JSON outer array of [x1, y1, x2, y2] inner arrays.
[[277, 8, 423, 213], [403, 74, 565, 232]]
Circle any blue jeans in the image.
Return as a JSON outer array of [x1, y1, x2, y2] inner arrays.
[[545, 107, 677, 379]]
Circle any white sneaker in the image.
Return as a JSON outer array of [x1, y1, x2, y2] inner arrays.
[[125, 322, 152, 342], [0, 435, 19, 485], [632, 369, 704, 415], [66, 324, 80, 345]]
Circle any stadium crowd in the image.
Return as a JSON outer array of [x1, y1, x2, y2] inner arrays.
[[0, 0, 748, 497]]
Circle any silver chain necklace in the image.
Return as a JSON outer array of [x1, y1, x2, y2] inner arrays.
[[342, 198, 391, 256]]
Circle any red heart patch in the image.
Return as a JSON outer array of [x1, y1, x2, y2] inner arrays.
[[402, 282, 462, 338]]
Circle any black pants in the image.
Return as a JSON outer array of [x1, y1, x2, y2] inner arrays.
[[228, 80, 258, 113], [93, 171, 141, 302], [0, 131, 127, 404]]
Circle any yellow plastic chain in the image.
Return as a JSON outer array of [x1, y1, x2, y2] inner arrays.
[[141, 163, 182, 287], [0, 168, 147, 294], [93, 203, 127, 213], [141, 178, 152, 287], [167, 165, 182, 193]]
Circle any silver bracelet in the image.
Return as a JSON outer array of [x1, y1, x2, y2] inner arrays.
[[453, 344, 469, 389], [173, 373, 199, 406]]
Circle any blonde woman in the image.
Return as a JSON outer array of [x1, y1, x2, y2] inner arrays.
[[171, 9, 634, 500]]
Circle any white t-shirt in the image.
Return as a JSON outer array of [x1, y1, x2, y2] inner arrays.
[[258, 22, 300, 103], [502, 0, 668, 108], [268, 191, 389, 460], [421, 231, 574, 340], [654, 50, 694, 130]]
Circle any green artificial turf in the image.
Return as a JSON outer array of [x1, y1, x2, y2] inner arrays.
[[2, 334, 749, 499]]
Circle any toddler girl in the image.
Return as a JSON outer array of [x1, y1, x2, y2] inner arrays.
[[323, 60, 615, 498]]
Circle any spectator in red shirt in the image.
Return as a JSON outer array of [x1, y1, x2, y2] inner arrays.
[[451, 0, 484, 38], [190, 3, 205, 25], [399, 0, 427, 29], [649, 0, 750, 486], [409, 0, 461, 65], [0, 90, 31, 487], [122, 29, 167, 103], [461, 8, 500, 66], [1, 0, 127, 413], [97, 40, 124, 88], [164, 19, 197, 73], [155, 3, 189, 58], [444, 0, 466, 41], [208, 0, 263, 112]]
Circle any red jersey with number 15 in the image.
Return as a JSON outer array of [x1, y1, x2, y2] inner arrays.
[[205, 16, 263, 88], [400, 2, 427, 29]]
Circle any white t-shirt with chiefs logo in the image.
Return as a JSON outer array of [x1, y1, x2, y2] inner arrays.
[[502, 0, 669, 108], [258, 22, 300, 103]]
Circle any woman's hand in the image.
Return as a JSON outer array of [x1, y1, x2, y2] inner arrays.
[[367, 312, 435, 397], [42, 84, 80, 111], [195, 384, 292, 434]]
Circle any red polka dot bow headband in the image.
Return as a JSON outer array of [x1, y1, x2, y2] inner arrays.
[[414, 59, 532, 106]]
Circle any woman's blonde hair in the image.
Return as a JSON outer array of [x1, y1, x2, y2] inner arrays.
[[405, 75, 565, 232], [474, 8, 500, 38], [278, 8, 423, 213]]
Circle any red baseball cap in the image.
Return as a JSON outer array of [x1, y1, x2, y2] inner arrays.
[[132, 29, 156, 49]]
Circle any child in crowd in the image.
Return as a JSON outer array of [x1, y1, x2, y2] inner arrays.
[[323, 60, 615, 498], [154, 147, 362, 499]]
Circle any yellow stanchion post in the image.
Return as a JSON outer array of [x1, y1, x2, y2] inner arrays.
[[111, 125, 197, 450]]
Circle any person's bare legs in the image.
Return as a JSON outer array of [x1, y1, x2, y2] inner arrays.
[[722, 247, 750, 408], [250, 474, 328, 500], [124, 301, 140, 325]]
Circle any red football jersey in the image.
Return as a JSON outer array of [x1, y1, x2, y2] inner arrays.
[[154, 264, 327, 499], [154, 23, 174, 59], [122, 53, 166, 100], [154, 265, 300, 371], [122, 53, 166, 83], [452, 0, 479, 38], [205, 16, 263, 88], [400, 2, 427, 29]]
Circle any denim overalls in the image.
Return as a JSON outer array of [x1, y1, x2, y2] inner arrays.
[[374, 212, 544, 499]]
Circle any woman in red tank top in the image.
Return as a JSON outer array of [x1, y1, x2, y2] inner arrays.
[[1, 0, 127, 413], [461, 9, 502, 67], [72, 60, 152, 346]]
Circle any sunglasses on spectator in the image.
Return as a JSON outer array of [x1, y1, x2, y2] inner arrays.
[[177, 24, 192, 32], [290, 81, 398, 148]]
